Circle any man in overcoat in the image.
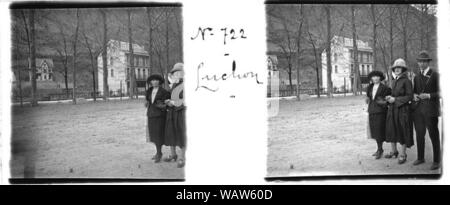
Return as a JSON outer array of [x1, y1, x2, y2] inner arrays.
[[412, 50, 441, 170]]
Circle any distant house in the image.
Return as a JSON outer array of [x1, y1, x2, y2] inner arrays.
[[97, 39, 152, 96], [29, 58, 54, 82], [321, 36, 374, 93]]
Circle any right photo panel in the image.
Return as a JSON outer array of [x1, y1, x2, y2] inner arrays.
[[266, 2, 442, 178]]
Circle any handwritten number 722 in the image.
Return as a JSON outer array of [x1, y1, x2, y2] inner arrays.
[[221, 28, 247, 45], [190, 27, 247, 45]]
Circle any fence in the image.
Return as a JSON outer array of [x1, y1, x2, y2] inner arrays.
[[270, 84, 368, 98], [11, 88, 147, 103]]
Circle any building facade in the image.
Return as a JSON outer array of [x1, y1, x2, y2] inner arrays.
[[97, 39, 152, 96], [28, 58, 54, 82], [321, 36, 374, 92]]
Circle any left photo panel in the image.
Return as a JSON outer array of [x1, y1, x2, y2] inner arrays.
[[9, 2, 185, 180]]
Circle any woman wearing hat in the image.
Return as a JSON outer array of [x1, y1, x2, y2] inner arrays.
[[384, 58, 414, 164], [145, 74, 170, 163], [366, 70, 391, 159], [164, 62, 187, 168]]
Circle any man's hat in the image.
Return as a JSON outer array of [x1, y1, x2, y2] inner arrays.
[[417, 50, 432, 61]]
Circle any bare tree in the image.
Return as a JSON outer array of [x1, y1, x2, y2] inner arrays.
[[81, 11, 98, 102], [295, 5, 304, 100], [325, 5, 332, 97], [72, 9, 80, 104], [146, 7, 153, 76], [397, 5, 411, 63], [101, 9, 109, 100], [165, 8, 170, 82], [351, 5, 361, 95], [29, 9, 38, 106], [369, 5, 387, 73], [127, 9, 136, 99]]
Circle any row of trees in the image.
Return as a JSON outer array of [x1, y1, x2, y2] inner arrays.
[[267, 4, 437, 99], [11, 7, 182, 106]]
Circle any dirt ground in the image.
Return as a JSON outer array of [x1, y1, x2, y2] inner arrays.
[[267, 96, 442, 178], [10, 99, 184, 179]]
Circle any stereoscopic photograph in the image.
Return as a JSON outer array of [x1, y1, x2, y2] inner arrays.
[[266, 3, 441, 177], [9, 3, 186, 179]]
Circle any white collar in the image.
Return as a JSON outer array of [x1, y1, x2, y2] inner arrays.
[[421, 67, 430, 75]]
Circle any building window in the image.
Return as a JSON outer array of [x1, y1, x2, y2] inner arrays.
[[138, 69, 141, 79], [334, 53, 338, 63], [110, 57, 114, 66], [335, 65, 338, 73], [111, 69, 114, 77], [350, 64, 354, 72]]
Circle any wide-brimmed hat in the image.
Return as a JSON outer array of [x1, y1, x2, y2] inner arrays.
[[147, 74, 164, 85], [417, 50, 432, 61], [390, 58, 408, 72], [368, 70, 385, 81], [170, 62, 184, 74]]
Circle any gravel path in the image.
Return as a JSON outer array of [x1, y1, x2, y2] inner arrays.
[[10, 100, 184, 179], [267, 96, 442, 178]]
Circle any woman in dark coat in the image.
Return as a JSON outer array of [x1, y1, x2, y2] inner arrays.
[[145, 74, 170, 163], [384, 58, 414, 164], [163, 62, 187, 168], [366, 71, 391, 159]]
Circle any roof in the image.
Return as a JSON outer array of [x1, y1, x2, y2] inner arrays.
[[36, 58, 54, 69], [332, 36, 372, 51], [109, 39, 149, 56]]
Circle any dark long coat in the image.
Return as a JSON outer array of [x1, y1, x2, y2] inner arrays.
[[146, 87, 170, 145], [385, 73, 414, 147], [164, 81, 186, 148], [366, 83, 391, 141]]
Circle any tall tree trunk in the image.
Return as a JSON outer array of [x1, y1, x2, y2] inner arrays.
[[173, 8, 183, 60], [325, 5, 332, 97], [82, 30, 97, 102], [165, 9, 170, 87], [351, 5, 360, 96], [307, 28, 321, 98], [388, 6, 394, 84], [72, 9, 80, 105], [29, 9, 38, 107], [370, 5, 377, 72], [101, 10, 109, 100], [146, 8, 153, 75], [400, 5, 410, 64], [420, 5, 425, 50], [296, 5, 303, 100], [128, 9, 136, 99]]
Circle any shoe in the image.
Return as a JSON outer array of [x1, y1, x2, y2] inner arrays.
[[177, 159, 185, 168], [375, 150, 384, 160], [413, 159, 425, 166], [385, 151, 399, 159], [153, 153, 162, 163], [164, 155, 178, 162], [372, 150, 378, 156], [398, 154, 407, 164], [430, 162, 441, 170]]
